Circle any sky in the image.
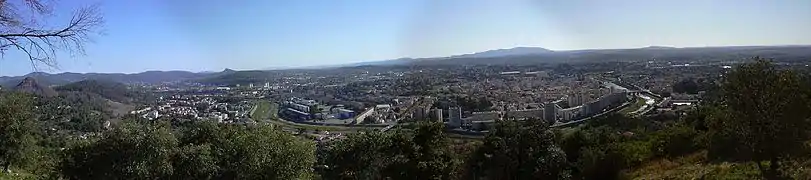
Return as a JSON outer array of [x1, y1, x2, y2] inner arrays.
[[0, 0, 810, 76]]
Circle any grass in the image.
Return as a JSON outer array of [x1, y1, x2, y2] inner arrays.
[[628, 150, 762, 180], [268, 102, 278, 119], [250, 100, 273, 121], [619, 96, 647, 114]]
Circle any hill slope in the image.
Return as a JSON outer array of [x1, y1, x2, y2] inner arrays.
[[0, 70, 226, 87], [54, 79, 132, 102], [13, 77, 57, 97]]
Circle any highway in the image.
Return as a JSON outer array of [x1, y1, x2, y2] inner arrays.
[[629, 94, 656, 116]]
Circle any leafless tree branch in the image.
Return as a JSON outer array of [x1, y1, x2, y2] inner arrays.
[[0, 0, 103, 71]]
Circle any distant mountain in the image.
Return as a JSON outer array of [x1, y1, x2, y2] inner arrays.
[[13, 77, 57, 97], [342, 58, 417, 67], [0, 70, 227, 87], [54, 79, 132, 102], [222, 68, 236, 73], [2, 45, 810, 84], [639, 46, 677, 50], [198, 70, 274, 86], [399, 45, 811, 66], [338, 47, 555, 67], [450, 47, 555, 59]]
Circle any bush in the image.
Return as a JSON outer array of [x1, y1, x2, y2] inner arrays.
[[576, 145, 627, 180], [614, 141, 653, 167], [60, 121, 316, 180], [61, 122, 177, 179], [650, 125, 700, 158]]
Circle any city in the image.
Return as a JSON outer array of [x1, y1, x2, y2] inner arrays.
[[1, 0, 811, 179]]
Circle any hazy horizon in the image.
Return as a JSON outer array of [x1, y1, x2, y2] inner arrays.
[[1, 0, 810, 76]]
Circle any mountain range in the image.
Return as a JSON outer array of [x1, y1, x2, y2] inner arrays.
[[449, 47, 556, 58], [0, 70, 229, 88], [1, 45, 810, 86]]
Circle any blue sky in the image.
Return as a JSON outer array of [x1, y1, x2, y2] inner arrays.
[[1, 0, 810, 76]]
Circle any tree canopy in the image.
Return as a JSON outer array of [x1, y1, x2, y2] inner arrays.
[[708, 58, 811, 179], [60, 121, 316, 180], [320, 122, 459, 180], [473, 120, 570, 179], [0, 92, 37, 173]]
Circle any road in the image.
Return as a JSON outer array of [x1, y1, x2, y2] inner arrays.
[[629, 94, 656, 115]]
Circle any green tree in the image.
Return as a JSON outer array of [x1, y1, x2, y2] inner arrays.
[[650, 124, 699, 158], [475, 119, 570, 179], [709, 58, 811, 179], [61, 121, 177, 179], [559, 126, 626, 179], [171, 144, 218, 179], [62, 120, 316, 179], [321, 130, 394, 180], [574, 145, 626, 180], [388, 122, 459, 180], [0, 93, 38, 173], [215, 124, 316, 179], [322, 122, 459, 180], [175, 121, 316, 179]]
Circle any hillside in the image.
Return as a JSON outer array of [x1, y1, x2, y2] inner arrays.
[[1, 73, 70, 88], [13, 77, 58, 97], [54, 79, 133, 102], [0, 70, 224, 87], [450, 47, 555, 58], [198, 70, 272, 85]]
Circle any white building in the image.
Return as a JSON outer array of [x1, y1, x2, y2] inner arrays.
[[354, 108, 375, 125], [567, 92, 587, 107], [448, 107, 462, 128], [506, 109, 543, 120]]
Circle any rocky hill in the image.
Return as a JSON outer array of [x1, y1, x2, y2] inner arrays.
[[13, 77, 58, 97]]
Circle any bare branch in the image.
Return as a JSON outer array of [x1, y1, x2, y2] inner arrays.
[[0, 1, 103, 71]]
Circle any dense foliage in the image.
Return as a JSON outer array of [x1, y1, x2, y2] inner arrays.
[[37, 91, 112, 133], [54, 80, 133, 103], [672, 78, 715, 94], [320, 122, 460, 180], [61, 121, 316, 180], [0, 92, 37, 173], [707, 58, 811, 179], [474, 119, 570, 179]]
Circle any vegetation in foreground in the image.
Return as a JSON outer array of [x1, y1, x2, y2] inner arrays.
[[2, 58, 811, 179]]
